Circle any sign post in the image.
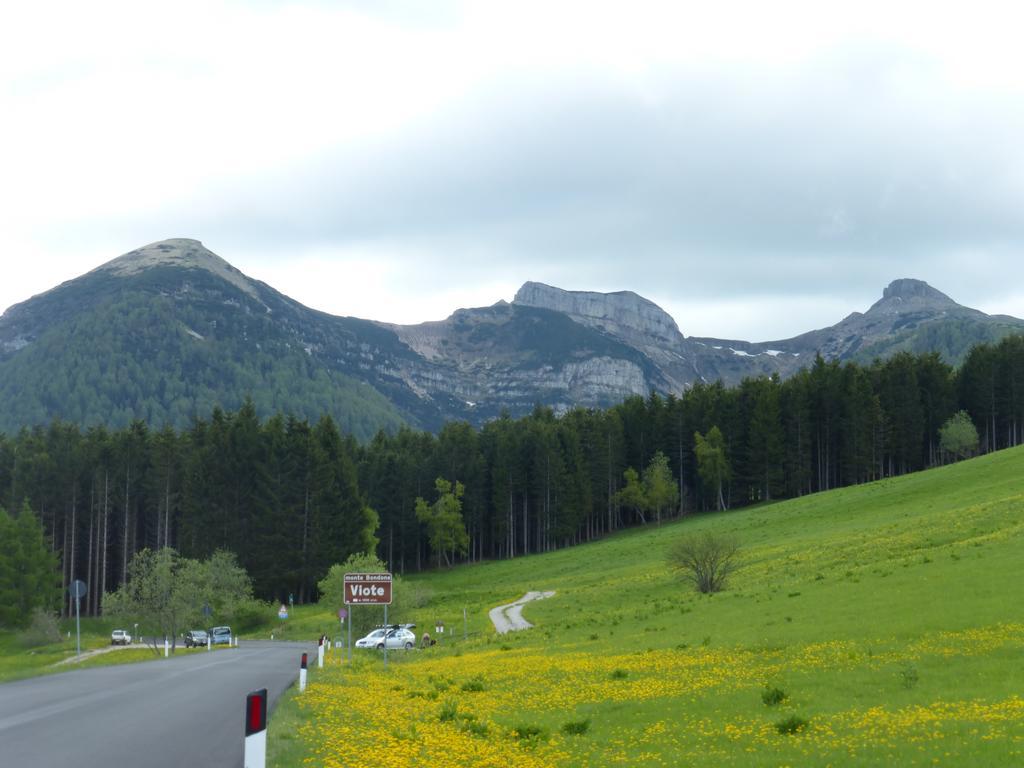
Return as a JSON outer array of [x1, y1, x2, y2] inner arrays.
[[338, 608, 348, 662], [343, 572, 393, 666], [69, 580, 87, 657]]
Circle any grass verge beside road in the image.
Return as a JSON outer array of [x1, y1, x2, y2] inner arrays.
[[0, 621, 237, 684]]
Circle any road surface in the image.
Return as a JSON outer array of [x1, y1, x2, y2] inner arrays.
[[489, 591, 556, 633], [0, 640, 312, 767]]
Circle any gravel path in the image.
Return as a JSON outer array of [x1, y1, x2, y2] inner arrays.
[[489, 591, 556, 634], [53, 644, 137, 666]]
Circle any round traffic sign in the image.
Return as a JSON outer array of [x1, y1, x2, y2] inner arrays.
[[69, 579, 87, 599]]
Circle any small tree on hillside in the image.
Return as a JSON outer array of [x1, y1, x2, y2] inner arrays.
[[415, 478, 469, 568], [615, 467, 649, 525], [939, 411, 979, 462], [643, 451, 680, 523], [695, 427, 731, 511], [667, 532, 740, 594]]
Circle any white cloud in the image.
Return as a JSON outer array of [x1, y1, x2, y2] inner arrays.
[[2, 0, 1024, 338]]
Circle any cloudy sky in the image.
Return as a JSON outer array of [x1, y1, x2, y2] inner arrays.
[[2, 0, 1023, 340]]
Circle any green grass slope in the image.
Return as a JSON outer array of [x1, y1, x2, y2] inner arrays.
[[277, 448, 1022, 765]]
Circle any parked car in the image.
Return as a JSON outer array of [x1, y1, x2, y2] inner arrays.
[[354, 628, 387, 649], [209, 626, 232, 645], [355, 624, 416, 650], [110, 629, 132, 646], [183, 629, 208, 648]]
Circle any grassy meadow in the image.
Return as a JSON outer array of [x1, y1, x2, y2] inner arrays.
[[268, 446, 1024, 767]]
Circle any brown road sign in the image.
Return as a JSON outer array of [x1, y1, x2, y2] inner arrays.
[[344, 572, 393, 605]]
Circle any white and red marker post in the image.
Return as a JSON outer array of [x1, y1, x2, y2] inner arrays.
[[317, 636, 324, 669], [244, 688, 267, 768], [299, 652, 308, 693]]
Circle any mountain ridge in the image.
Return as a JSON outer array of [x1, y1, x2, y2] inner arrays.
[[1, 239, 1022, 436]]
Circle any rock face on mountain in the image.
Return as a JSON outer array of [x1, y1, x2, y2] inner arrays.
[[513, 282, 682, 345], [1, 240, 1022, 436]]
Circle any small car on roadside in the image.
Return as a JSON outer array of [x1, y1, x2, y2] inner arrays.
[[183, 629, 208, 648], [209, 626, 232, 645], [110, 629, 132, 645]]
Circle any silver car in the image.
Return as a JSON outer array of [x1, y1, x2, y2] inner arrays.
[[355, 625, 416, 650]]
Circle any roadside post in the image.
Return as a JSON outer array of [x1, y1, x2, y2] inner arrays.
[[69, 580, 87, 657], [338, 608, 349, 662], [343, 572, 393, 667], [299, 653, 308, 693], [164, 637, 170, 658], [244, 688, 268, 768], [318, 636, 324, 668], [202, 604, 212, 651]]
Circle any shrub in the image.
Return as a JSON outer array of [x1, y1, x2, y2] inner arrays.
[[17, 608, 62, 648], [609, 669, 628, 680], [512, 723, 548, 742], [762, 686, 788, 706], [460, 718, 489, 737], [775, 715, 809, 735], [667, 532, 740, 594], [438, 699, 458, 722], [460, 676, 486, 692], [561, 718, 591, 735], [898, 663, 919, 689], [230, 598, 274, 633]]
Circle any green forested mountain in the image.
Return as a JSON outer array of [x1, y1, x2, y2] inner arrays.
[[0, 240, 412, 440]]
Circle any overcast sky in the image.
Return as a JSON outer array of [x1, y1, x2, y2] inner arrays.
[[2, 0, 1023, 340]]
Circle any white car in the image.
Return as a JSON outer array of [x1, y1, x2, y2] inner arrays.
[[355, 625, 416, 650], [110, 629, 132, 645]]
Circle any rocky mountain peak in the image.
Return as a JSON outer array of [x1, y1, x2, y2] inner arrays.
[[95, 239, 260, 299], [868, 278, 959, 315], [513, 281, 681, 342]]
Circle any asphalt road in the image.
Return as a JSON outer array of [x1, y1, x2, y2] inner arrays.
[[0, 640, 312, 767]]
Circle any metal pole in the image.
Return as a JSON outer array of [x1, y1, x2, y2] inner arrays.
[[383, 604, 388, 669], [75, 595, 81, 657], [347, 609, 352, 663], [463, 607, 467, 642]]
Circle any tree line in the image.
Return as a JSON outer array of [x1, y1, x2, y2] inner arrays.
[[1, 335, 1022, 617]]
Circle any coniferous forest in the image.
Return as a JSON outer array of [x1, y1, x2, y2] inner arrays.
[[2, 336, 1023, 616]]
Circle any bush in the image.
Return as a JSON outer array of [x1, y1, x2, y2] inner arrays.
[[609, 669, 628, 680], [561, 718, 591, 735], [667, 532, 740, 594], [762, 686, 788, 706], [439, 699, 458, 722], [512, 723, 548, 743], [898, 663, 919, 689], [775, 715, 809, 735], [230, 598, 274, 633], [460, 676, 486, 692], [18, 608, 62, 648]]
